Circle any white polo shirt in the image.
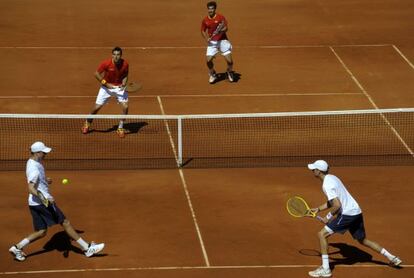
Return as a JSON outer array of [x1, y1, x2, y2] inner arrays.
[[322, 174, 362, 216], [26, 158, 53, 206]]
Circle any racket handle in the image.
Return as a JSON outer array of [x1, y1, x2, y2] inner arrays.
[[316, 216, 324, 222]]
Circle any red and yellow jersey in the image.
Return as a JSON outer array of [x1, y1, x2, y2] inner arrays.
[[201, 13, 228, 41], [97, 58, 129, 85]]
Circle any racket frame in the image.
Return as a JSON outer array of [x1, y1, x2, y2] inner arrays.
[[209, 20, 225, 41], [287, 196, 324, 222], [37, 191, 49, 207], [125, 81, 142, 93]]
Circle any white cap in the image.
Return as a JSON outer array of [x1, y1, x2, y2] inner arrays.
[[30, 141, 52, 153], [308, 160, 329, 172]]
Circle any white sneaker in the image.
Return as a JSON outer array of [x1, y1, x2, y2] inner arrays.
[[390, 256, 402, 266], [9, 245, 26, 262], [209, 73, 217, 84], [308, 266, 332, 277], [84, 242, 105, 257]]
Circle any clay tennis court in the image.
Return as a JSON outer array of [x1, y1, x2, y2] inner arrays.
[[0, 0, 413, 277]]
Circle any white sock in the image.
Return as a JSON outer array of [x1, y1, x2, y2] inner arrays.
[[76, 238, 89, 251], [118, 121, 124, 129], [322, 254, 330, 270], [381, 248, 395, 260], [16, 238, 30, 249]]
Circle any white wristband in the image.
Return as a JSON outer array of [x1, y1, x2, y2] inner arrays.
[[326, 212, 333, 220]]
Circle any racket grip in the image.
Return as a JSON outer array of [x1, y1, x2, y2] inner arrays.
[[316, 216, 324, 222]]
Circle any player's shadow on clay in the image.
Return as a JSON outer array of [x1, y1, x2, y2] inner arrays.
[[90, 122, 148, 135], [329, 243, 391, 269], [299, 243, 394, 270], [26, 230, 107, 258], [213, 71, 241, 84]]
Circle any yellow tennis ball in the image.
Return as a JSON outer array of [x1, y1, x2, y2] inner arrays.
[[62, 178, 69, 185]]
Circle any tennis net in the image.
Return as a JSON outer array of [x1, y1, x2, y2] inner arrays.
[[0, 108, 413, 170]]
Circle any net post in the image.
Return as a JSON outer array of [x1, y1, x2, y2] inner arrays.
[[177, 116, 183, 167]]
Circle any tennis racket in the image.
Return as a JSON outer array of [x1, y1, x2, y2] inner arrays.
[[37, 191, 49, 207], [208, 20, 225, 41], [38, 192, 60, 222], [125, 81, 142, 93], [286, 196, 323, 222]]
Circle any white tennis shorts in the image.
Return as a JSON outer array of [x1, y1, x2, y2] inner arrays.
[[206, 40, 232, 57], [95, 86, 128, 105]]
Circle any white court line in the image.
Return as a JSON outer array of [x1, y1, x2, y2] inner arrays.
[[253, 44, 391, 49], [1, 264, 412, 275], [0, 92, 361, 99], [156, 96, 210, 267], [392, 44, 414, 70], [0, 44, 391, 50], [330, 46, 414, 157]]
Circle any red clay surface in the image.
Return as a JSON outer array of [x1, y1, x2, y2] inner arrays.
[[1, 0, 414, 277]]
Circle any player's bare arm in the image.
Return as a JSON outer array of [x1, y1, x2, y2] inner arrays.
[[220, 24, 228, 33], [122, 76, 128, 88], [201, 30, 210, 42], [316, 198, 341, 223], [95, 71, 115, 89], [28, 181, 52, 204], [311, 201, 329, 214], [311, 198, 341, 222], [94, 71, 105, 84], [27, 181, 39, 197], [327, 198, 341, 216]]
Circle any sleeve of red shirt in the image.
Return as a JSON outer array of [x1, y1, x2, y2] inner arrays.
[[122, 61, 129, 79], [96, 60, 109, 74], [201, 18, 207, 32]]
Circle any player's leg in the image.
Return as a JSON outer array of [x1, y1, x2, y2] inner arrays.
[[82, 87, 109, 134], [206, 42, 219, 84], [62, 219, 87, 247], [220, 40, 235, 82], [358, 239, 402, 266], [309, 214, 353, 277], [318, 228, 331, 255], [116, 102, 128, 138], [206, 56, 217, 84], [9, 206, 50, 261], [26, 229, 48, 242], [87, 103, 104, 119], [61, 218, 105, 257], [223, 53, 234, 81], [82, 105, 104, 134], [352, 214, 402, 266], [116, 90, 129, 138], [9, 229, 47, 262], [308, 227, 332, 277]]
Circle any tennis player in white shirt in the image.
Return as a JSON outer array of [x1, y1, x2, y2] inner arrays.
[[307, 160, 402, 278], [9, 141, 104, 261]]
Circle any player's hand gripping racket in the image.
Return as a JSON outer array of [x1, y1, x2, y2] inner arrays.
[[286, 196, 324, 222], [125, 81, 142, 93], [37, 191, 49, 207], [38, 191, 59, 222], [208, 20, 225, 41]]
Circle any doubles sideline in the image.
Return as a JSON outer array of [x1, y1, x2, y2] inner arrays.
[[330, 47, 414, 157], [0, 44, 392, 50], [1, 263, 412, 275], [0, 92, 361, 99]]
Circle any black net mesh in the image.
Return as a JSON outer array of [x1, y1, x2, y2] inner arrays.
[[1, 109, 413, 170]]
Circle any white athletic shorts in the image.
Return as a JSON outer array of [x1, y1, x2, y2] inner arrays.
[[95, 86, 128, 105], [206, 40, 232, 57]]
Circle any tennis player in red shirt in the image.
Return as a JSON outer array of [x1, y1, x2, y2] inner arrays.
[[82, 46, 129, 138], [201, 1, 235, 84]]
